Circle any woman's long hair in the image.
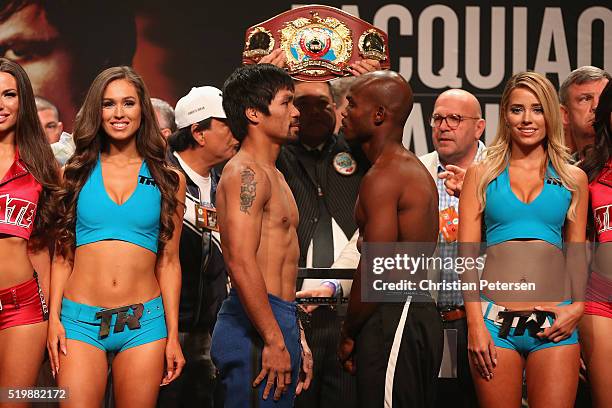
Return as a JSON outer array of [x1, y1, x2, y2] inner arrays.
[[476, 71, 580, 219], [0, 58, 60, 250], [580, 81, 612, 183], [56, 66, 179, 255]]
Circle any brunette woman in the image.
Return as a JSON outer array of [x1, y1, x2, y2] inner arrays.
[[579, 80, 612, 408], [47, 66, 186, 407], [0, 58, 59, 405]]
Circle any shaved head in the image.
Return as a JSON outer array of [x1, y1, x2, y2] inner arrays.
[[436, 89, 482, 117], [352, 71, 414, 126], [431, 88, 485, 167]]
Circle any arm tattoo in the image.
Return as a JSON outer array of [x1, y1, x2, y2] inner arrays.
[[240, 167, 257, 214]]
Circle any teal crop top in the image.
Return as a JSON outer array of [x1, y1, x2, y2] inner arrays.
[[484, 163, 571, 249], [76, 157, 161, 253]]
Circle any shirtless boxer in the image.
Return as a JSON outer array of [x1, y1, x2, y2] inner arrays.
[[337, 70, 443, 407], [210, 64, 313, 407]]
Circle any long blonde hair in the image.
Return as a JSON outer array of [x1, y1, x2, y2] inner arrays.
[[476, 71, 579, 219]]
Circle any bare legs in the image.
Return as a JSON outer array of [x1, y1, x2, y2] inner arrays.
[[470, 344, 579, 408], [57, 339, 166, 408], [0, 322, 47, 408]]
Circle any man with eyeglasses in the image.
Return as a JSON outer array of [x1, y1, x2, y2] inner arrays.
[[419, 89, 486, 408]]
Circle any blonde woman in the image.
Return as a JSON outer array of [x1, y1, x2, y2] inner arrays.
[[459, 71, 588, 407]]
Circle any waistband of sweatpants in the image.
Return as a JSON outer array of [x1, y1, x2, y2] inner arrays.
[[227, 288, 297, 318], [60, 296, 164, 324]]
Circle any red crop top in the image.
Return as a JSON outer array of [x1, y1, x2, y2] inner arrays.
[[590, 161, 612, 243], [0, 149, 42, 240]]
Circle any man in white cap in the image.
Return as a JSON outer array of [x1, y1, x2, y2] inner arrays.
[[158, 86, 239, 408]]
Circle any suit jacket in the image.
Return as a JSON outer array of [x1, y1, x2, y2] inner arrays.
[[419, 151, 440, 181], [276, 134, 369, 266]]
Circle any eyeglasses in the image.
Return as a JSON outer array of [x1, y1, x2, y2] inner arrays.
[[430, 113, 480, 130]]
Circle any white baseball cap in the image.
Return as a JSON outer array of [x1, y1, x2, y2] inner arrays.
[[174, 86, 226, 129]]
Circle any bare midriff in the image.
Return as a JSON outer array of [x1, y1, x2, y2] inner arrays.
[[482, 239, 571, 310], [63, 240, 160, 308], [256, 169, 299, 302], [0, 236, 34, 289]]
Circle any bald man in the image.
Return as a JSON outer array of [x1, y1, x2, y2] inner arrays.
[[337, 71, 443, 407], [420, 89, 486, 408]]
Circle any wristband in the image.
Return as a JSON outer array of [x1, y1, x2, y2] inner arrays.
[[321, 279, 341, 297]]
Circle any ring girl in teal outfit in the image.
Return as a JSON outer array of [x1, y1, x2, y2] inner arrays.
[[47, 66, 187, 407], [459, 72, 589, 408]]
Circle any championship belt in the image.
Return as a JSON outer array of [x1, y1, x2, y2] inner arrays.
[[242, 5, 390, 81]]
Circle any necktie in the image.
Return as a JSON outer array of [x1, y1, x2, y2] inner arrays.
[[308, 150, 334, 267]]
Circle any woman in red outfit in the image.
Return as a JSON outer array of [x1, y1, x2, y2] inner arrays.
[[0, 58, 59, 398], [579, 80, 612, 408]]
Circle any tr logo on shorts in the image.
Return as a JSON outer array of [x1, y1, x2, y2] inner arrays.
[[496, 310, 555, 339], [95, 304, 144, 338]]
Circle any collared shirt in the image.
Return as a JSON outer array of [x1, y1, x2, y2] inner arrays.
[[174, 152, 212, 205], [436, 141, 485, 307]]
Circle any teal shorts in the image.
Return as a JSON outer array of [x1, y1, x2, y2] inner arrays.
[[481, 295, 578, 356], [61, 296, 167, 353]]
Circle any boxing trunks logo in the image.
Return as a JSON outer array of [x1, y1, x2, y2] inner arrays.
[[95, 304, 144, 338]]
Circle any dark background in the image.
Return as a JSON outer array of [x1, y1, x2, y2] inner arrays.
[[6, 0, 609, 153], [132, 1, 610, 153]]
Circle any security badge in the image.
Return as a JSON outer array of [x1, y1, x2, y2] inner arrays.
[[439, 206, 459, 242], [195, 203, 218, 232], [333, 152, 357, 175]]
